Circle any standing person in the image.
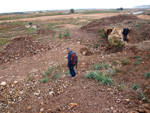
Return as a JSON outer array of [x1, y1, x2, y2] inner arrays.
[[122, 26, 130, 42], [67, 48, 77, 78]]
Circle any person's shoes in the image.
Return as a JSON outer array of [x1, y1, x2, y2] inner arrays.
[[70, 75, 77, 79]]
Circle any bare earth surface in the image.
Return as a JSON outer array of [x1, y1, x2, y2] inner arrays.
[[0, 13, 119, 23], [137, 15, 150, 19], [0, 14, 150, 113]]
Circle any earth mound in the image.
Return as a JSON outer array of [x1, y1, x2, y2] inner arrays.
[[81, 14, 139, 33], [0, 37, 51, 64]]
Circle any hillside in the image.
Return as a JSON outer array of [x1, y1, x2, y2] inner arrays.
[[0, 14, 150, 113]]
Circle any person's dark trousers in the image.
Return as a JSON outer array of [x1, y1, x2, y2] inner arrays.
[[123, 35, 127, 42], [69, 65, 76, 77]]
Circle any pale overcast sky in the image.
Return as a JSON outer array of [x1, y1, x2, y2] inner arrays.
[[0, 0, 150, 13]]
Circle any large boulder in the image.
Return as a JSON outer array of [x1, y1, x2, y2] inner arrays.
[[104, 27, 131, 47]]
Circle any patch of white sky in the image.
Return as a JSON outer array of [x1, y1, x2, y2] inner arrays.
[[0, 0, 149, 13]]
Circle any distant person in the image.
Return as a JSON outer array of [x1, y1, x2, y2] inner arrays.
[[122, 26, 130, 42], [67, 48, 78, 78]]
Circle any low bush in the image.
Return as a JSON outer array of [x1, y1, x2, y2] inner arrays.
[[84, 71, 113, 85], [121, 59, 130, 66], [132, 84, 139, 90], [145, 72, 150, 78]]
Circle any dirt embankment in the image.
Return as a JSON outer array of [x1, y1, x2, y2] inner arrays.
[[0, 37, 51, 64], [81, 14, 139, 33]]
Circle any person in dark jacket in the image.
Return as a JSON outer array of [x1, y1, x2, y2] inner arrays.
[[67, 48, 77, 78], [122, 26, 130, 42]]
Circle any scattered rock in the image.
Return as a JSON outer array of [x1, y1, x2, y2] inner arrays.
[[13, 81, 18, 85], [80, 47, 92, 56], [40, 108, 44, 112], [68, 103, 78, 109], [0, 82, 6, 86]]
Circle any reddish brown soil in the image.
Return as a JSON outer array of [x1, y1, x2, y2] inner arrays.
[[0, 14, 150, 113], [81, 14, 139, 33], [0, 37, 51, 64], [137, 15, 150, 20]]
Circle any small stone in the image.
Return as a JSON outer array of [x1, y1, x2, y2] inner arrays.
[[68, 103, 78, 109], [110, 107, 114, 110], [40, 108, 44, 112], [27, 106, 31, 109], [0, 82, 6, 86], [49, 91, 54, 96], [13, 81, 18, 84], [107, 88, 111, 91], [34, 92, 40, 96], [124, 99, 130, 102]]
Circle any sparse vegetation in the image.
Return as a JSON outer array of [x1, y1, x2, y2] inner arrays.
[[0, 38, 9, 47], [145, 72, 150, 78], [132, 84, 140, 90], [115, 68, 121, 73], [84, 71, 113, 85], [94, 43, 100, 48], [139, 92, 149, 102], [64, 29, 70, 38], [28, 27, 37, 36], [147, 54, 150, 57], [41, 78, 48, 83], [93, 63, 101, 70], [135, 24, 138, 27], [118, 83, 124, 91], [121, 58, 130, 66], [134, 58, 142, 66], [1, 11, 150, 112], [99, 29, 106, 38], [58, 31, 62, 39], [108, 69, 115, 76], [82, 10, 119, 14]]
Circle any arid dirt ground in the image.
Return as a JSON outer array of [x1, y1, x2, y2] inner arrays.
[[0, 13, 150, 113]]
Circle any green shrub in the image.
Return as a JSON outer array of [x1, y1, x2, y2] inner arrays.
[[139, 92, 149, 102], [133, 56, 141, 59], [103, 63, 109, 69], [0, 38, 8, 46], [115, 68, 121, 73], [135, 24, 138, 27], [28, 27, 36, 36], [58, 31, 62, 39], [132, 84, 139, 90], [121, 59, 130, 66], [99, 29, 106, 38], [84, 71, 97, 79], [135, 58, 142, 66], [93, 63, 101, 70], [43, 71, 49, 77], [41, 78, 48, 83], [145, 72, 150, 78], [84, 71, 113, 85], [94, 43, 99, 48], [147, 54, 150, 57], [64, 29, 70, 38], [108, 69, 115, 76]]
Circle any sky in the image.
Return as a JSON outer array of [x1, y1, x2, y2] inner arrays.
[[0, 0, 150, 13]]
